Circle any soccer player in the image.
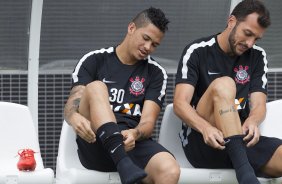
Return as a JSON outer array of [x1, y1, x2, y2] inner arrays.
[[174, 0, 282, 184], [64, 7, 180, 184]]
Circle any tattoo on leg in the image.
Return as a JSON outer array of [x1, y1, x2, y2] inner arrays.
[[219, 106, 236, 116]]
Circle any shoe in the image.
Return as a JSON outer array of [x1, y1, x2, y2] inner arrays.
[[17, 149, 36, 171]]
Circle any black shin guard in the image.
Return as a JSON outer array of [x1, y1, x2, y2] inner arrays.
[[225, 135, 259, 184], [97, 122, 147, 184]]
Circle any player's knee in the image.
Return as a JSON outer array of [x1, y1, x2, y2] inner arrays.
[[211, 77, 236, 100], [212, 76, 235, 90], [86, 80, 107, 94], [156, 160, 180, 182], [84, 81, 109, 101]]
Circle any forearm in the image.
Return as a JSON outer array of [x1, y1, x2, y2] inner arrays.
[[133, 100, 160, 141], [134, 121, 155, 141], [64, 85, 85, 124], [245, 103, 266, 126], [244, 92, 267, 126], [174, 99, 212, 134], [174, 84, 214, 134]]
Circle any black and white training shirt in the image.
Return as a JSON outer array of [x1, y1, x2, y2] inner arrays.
[[72, 47, 167, 128], [176, 34, 268, 122]]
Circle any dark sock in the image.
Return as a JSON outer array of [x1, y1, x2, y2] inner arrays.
[[97, 122, 147, 184], [225, 135, 260, 184], [97, 122, 126, 164], [117, 157, 147, 184]]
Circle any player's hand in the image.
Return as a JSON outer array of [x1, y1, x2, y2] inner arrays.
[[202, 126, 226, 150], [242, 122, 260, 147], [69, 112, 96, 143], [121, 129, 136, 152]]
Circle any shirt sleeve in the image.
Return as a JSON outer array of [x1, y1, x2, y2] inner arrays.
[[249, 49, 268, 94], [71, 52, 98, 88], [145, 60, 168, 108], [175, 44, 200, 87]]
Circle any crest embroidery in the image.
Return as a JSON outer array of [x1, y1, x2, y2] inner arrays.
[[234, 65, 250, 84], [129, 76, 145, 96]]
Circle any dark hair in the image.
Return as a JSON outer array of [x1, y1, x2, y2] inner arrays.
[[231, 0, 270, 28], [132, 7, 169, 33]]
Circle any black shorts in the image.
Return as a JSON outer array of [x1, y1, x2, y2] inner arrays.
[[76, 123, 171, 172], [183, 129, 282, 177]]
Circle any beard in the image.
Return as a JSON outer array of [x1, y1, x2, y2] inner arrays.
[[228, 24, 239, 56], [228, 23, 250, 56]]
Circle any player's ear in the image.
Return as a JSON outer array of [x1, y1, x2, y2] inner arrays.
[[128, 22, 137, 35], [227, 15, 237, 29]]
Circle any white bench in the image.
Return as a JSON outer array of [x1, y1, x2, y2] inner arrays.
[[159, 101, 282, 184], [0, 102, 54, 184], [56, 120, 121, 184]]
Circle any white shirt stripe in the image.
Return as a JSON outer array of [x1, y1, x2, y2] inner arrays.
[[72, 47, 114, 83], [181, 38, 216, 79], [253, 45, 268, 89], [148, 56, 168, 101]]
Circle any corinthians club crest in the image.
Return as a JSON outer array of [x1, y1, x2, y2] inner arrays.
[[129, 76, 145, 96], [234, 65, 250, 84]]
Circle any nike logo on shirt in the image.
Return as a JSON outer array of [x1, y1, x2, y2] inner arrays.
[[102, 78, 116, 83], [208, 71, 220, 75]]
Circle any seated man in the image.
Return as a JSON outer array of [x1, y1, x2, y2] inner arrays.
[[64, 7, 180, 184], [173, 0, 282, 184]]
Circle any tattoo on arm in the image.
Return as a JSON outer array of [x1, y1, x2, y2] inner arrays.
[[135, 122, 148, 141], [64, 86, 85, 121], [219, 105, 236, 116], [135, 128, 146, 141], [64, 98, 80, 122], [72, 98, 80, 112]]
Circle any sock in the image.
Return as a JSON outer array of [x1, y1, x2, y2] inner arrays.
[[225, 135, 260, 184], [117, 157, 147, 184], [97, 122, 126, 164], [97, 122, 147, 184]]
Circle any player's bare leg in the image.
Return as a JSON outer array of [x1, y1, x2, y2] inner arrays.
[[261, 145, 282, 177], [196, 77, 259, 184], [141, 152, 180, 184], [79, 81, 147, 184], [79, 80, 116, 129], [196, 77, 242, 137]]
